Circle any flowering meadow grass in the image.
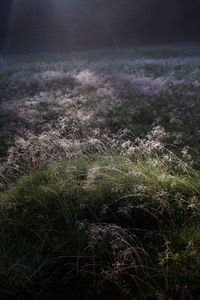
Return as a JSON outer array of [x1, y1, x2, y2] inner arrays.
[[1, 45, 200, 299]]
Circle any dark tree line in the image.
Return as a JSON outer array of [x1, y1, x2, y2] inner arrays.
[[1, 0, 200, 54]]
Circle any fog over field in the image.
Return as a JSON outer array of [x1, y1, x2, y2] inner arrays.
[[1, 0, 200, 53], [1, 1, 200, 300]]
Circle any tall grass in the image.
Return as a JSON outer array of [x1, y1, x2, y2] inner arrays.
[[1, 151, 200, 299], [1, 46, 200, 299]]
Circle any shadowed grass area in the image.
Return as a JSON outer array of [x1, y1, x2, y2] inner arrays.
[[1, 154, 200, 299]]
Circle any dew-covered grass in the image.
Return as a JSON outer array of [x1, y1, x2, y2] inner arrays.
[[1, 45, 200, 299]]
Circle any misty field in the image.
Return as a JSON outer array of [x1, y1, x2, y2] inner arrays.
[[1, 46, 200, 299]]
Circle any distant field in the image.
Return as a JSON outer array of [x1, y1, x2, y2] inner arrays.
[[1, 46, 200, 299]]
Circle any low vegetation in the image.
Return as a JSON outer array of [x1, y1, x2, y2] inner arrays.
[[1, 46, 200, 299]]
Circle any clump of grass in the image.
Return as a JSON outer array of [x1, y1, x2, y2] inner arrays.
[[1, 153, 200, 299]]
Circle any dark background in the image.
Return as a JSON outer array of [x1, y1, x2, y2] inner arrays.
[[1, 0, 200, 54]]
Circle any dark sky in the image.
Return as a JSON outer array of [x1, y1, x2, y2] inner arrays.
[[1, 0, 200, 54]]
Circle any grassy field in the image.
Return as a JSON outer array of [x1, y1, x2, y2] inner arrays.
[[1, 45, 200, 299]]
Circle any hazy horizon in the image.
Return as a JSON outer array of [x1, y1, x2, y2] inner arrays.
[[1, 0, 200, 54]]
